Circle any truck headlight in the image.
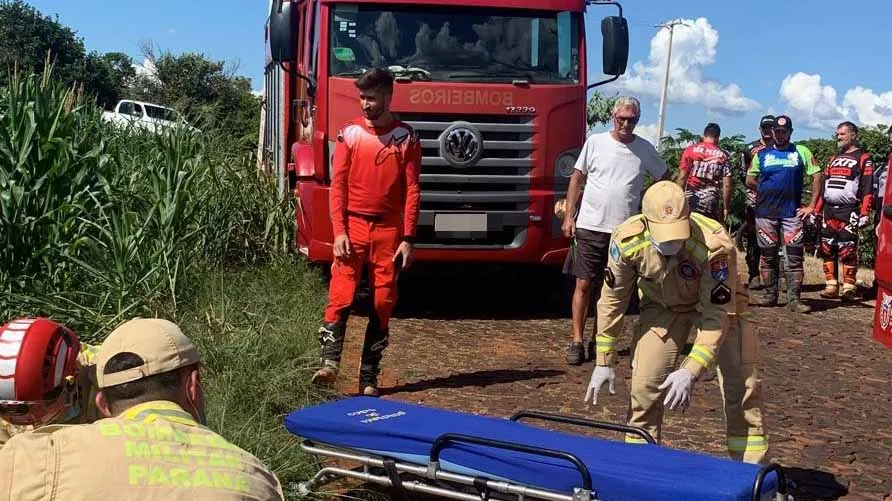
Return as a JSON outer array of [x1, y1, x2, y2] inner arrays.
[[555, 149, 579, 178]]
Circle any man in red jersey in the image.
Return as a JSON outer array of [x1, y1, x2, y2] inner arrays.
[[676, 122, 733, 223], [311, 68, 421, 396]]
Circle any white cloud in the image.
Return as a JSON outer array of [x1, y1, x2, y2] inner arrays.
[[613, 17, 759, 115], [778, 73, 844, 129], [633, 123, 660, 146], [252, 89, 263, 97], [842, 87, 892, 126], [135, 58, 158, 82], [168, 27, 176, 35], [779, 72, 892, 130]]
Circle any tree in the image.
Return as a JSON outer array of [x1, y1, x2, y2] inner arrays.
[[81, 51, 136, 109], [131, 47, 261, 151], [586, 91, 617, 130], [0, 0, 86, 86]]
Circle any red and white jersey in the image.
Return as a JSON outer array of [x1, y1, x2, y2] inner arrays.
[[679, 141, 732, 219], [329, 117, 421, 238], [819, 148, 874, 216]]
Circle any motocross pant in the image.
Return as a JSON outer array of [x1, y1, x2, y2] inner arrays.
[[319, 212, 400, 382], [756, 217, 804, 301], [819, 206, 860, 287]]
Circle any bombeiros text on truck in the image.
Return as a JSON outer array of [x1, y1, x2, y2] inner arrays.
[[261, 0, 629, 266]]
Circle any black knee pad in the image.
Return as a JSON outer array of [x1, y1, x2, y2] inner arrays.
[[786, 246, 804, 272]]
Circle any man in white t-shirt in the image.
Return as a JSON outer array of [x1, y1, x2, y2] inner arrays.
[[561, 96, 669, 365]]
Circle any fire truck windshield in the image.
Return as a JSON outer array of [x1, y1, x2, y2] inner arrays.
[[329, 4, 580, 84]]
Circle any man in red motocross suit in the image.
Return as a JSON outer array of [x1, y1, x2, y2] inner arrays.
[[740, 116, 776, 289], [677, 122, 732, 223], [815, 121, 874, 300], [311, 68, 421, 396]]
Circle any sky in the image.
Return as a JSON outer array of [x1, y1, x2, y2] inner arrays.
[[26, 0, 892, 145]]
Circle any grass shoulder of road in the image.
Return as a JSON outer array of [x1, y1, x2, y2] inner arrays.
[[173, 256, 332, 498]]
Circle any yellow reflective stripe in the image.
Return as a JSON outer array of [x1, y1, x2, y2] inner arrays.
[[688, 345, 715, 368], [727, 435, 768, 452], [595, 335, 615, 353], [620, 231, 652, 256], [691, 212, 722, 232], [625, 435, 649, 444], [139, 410, 198, 427], [121, 401, 196, 425], [81, 343, 99, 358]]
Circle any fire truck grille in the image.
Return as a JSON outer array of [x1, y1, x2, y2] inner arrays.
[[395, 112, 535, 248]]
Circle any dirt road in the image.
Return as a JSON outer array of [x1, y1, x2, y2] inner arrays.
[[333, 259, 892, 500]]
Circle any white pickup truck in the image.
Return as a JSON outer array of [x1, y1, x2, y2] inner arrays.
[[101, 99, 197, 133]]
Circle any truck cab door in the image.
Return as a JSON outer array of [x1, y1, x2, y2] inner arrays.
[[874, 177, 892, 347], [294, 0, 319, 149]]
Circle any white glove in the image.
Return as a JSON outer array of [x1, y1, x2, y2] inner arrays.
[[584, 366, 616, 406], [858, 215, 869, 228], [658, 368, 693, 412]]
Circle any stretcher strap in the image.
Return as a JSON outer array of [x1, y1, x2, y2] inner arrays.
[[383, 458, 410, 501], [473, 477, 490, 501]]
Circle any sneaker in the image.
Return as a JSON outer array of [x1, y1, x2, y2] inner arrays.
[[311, 360, 339, 385], [787, 299, 812, 314], [565, 342, 585, 365], [361, 384, 379, 397]]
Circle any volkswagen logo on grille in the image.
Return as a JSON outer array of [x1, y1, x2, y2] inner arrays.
[[439, 122, 483, 168]]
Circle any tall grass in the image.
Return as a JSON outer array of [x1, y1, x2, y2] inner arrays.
[[1, 69, 295, 340], [2, 69, 328, 497]]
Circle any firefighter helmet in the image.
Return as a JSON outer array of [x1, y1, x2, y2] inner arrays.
[[0, 317, 82, 426]]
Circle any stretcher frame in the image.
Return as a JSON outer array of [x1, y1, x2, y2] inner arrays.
[[295, 409, 788, 501]]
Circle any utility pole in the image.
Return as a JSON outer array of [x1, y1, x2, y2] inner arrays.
[[655, 20, 688, 149]]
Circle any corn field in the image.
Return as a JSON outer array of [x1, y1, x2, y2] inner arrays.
[[1, 69, 294, 342]]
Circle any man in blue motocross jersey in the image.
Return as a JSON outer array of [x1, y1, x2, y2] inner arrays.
[[746, 115, 823, 313]]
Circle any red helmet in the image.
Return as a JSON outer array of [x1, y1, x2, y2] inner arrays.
[[0, 317, 82, 426]]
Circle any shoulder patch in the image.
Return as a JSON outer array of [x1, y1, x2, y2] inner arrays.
[[609, 240, 620, 262], [710, 283, 732, 305], [710, 257, 729, 282]]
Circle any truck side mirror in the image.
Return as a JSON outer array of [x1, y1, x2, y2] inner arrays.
[[269, 0, 298, 63], [601, 16, 629, 76]]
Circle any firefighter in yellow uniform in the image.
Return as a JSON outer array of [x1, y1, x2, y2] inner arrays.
[[583, 181, 768, 464], [0, 317, 100, 447], [0, 317, 286, 500]]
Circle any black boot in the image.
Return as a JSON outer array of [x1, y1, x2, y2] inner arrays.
[[751, 270, 778, 306], [786, 270, 811, 313], [359, 316, 389, 397], [311, 322, 346, 385]]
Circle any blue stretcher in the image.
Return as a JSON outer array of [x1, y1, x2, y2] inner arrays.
[[284, 397, 786, 501]]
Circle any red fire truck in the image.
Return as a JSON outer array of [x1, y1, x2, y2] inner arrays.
[[262, 0, 629, 266], [874, 176, 892, 348]]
